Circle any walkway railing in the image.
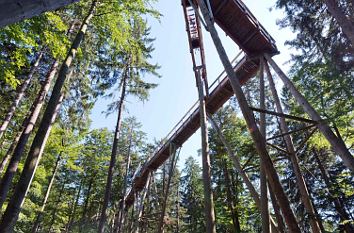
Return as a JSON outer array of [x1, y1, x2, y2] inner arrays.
[[132, 51, 245, 179], [125, 51, 247, 203], [157, 51, 244, 147]]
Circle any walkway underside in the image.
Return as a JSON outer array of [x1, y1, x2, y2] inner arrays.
[[125, 55, 259, 206], [125, 0, 279, 207], [210, 0, 278, 56]]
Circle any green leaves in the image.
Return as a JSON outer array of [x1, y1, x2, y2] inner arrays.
[[0, 11, 69, 88]]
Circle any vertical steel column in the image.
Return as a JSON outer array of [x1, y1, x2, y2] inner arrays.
[[263, 58, 323, 233], [196, 1, 300, 231], [182, 0, 209, 95], [268, 183, 286, 233], [207, 114, 280, 232], [114, 127, 133, 233], [157, 143, 178, 233], [196, 70, 216, 233], [134, 172, 152, 233], [259, 59, 270, 233], [182, 1, 216, 232]]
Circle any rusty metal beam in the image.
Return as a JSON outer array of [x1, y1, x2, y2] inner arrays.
[[266, 143, 290, 155], [250, 106, 317, 124], [267, 124, 317, 142]]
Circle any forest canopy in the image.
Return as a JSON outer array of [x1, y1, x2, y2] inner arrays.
[[0, 0, 352, 233]]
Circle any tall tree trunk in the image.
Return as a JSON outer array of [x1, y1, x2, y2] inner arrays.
[[31, 153, 61, 233], [309, 188, 326, 233], [25, 92, 66, 205], [157, 144, 178, 233], [0, 51, 43, 140], [0, 131, 21, 175], [115, 128, 133, 233], [0, 60, 59, 210], [128, 201, 136, 233], [162, 163, 166, 195], [80, 176, 93, 232], [0, 0, 80, 27], [98, 69, 128, 233], [268, 183, 286, 233], [313, 149, 354, 232], [197, 1, 300, 231], [134, 173, 151, 233], [0, 2, 97, 231], [222, 159, 241, 233], [197, 71, 216, 233], [259, 59, 270, 233], [47, 174, 68, 233], [141, 176, 153, 233], [264, 60, 323, 233], [324, 0, 354, 45], [66, 180, 83, 232], [264, 54, 354, 172], [208, 115, 279, 232], [175, 179, 180, 233]]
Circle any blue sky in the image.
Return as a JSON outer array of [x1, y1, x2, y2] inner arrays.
[[90, 0, 296, 167]]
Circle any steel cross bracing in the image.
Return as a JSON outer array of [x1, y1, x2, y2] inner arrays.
[[123, 0, 353, 216], [124, 0, 280, 207]]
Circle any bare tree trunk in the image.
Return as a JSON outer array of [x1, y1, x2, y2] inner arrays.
[[162, 163, 166, 195], [48, 174, 68, 233], [175, 179, 180, 233], [313, 149, 354, 232], [134, 173, 151, 233], [259, 59, 270, 233], [0, 51, 43, 140], [0, 131, 21, 175], [31, 153, 61, 233], [66, 180, 82, 232], [208, 115, 279, 232], [222, 160, 241, 232], [310, 191, 326, 233], [0, 2, 97, 231], [0, 0, 80, 27], [128, 201, 136, 233], [115, 128, 133, 233], [157, 144, 178, 233], [98, 68, 128, 233], [264, 60, 323, 233], [0, 60, 59, 210], [197, 1, 300, 231], [324, 0, 354, 45], [264, 54, 354, 172], [268, 184, 285, 233], [80, 176, 93, 232], [195, 69, 217, 233]]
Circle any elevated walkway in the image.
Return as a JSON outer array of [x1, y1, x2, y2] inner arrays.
[[125, 52, 258, 206], [211, 0, 278, 56], [125, 0, 278, 206]]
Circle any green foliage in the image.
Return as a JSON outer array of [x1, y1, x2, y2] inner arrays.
[[209, 106, 260, 232], [0, 12, 69, 89], [275, 0, 354, 151], [180, 157, 205, 233], [2, 0, 352, 232]]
